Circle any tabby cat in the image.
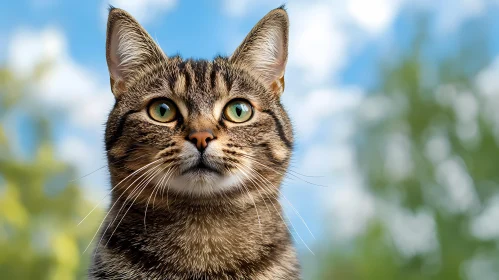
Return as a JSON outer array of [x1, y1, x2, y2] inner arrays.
[[89, 6, 300, 279]]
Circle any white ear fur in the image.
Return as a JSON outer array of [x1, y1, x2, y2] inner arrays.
[[230, 8, 289, 95], [106, 7, 166, 95]]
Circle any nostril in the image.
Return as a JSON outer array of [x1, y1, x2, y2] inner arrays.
[[187, 135, 197, 145], [188, 131, 215, 151]]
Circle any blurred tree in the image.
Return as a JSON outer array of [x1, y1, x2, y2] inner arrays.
[[0, 65, 101, 279], [317, 13, 499, 280]]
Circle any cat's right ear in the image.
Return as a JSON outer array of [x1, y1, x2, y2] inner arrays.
[[229, 7, 289, 96], [106, 7, 167, 97]]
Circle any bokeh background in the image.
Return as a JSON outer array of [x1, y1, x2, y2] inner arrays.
[[2, 0, 499, 279]]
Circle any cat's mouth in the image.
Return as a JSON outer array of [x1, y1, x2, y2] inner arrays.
[[181, 161, 222, 175]]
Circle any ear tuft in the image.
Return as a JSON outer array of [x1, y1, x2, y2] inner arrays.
[[106, 8, 166, 97], [230, 8, 289, 96]]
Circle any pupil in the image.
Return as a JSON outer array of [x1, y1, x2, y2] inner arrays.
[[235, 105, 242, 117], [159, 104, 168, 116]]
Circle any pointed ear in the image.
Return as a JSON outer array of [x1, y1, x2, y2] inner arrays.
[[106, 7, 167, 97], [230, 7, 289, 96]]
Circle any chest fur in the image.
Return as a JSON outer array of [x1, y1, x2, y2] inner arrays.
[[95, 200, 294, 276]]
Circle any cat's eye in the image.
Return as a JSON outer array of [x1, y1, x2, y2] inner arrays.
[[147, 99, 178, 123], [223, 99, 253, 123]]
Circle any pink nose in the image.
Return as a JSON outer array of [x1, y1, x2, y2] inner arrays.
[[188, 131, 214, 151]]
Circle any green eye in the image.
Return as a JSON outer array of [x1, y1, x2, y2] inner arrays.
[[148, 99, 177, 123], [223, 99, 253, 123]]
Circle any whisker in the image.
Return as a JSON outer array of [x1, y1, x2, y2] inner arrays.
[[82, 160, 162, 255], [69, 165, 108, 183], [144, 165, 171, 229], [226, 151, 321, 179], [91, 165, 161, 257], [240, 154, 328, 188], [105, 164, 163, 247], [100, 164, 164, 250], [151, 168, 170, 211], [245, 164, 316, 240], [280, 195, 316, 240], [163, 167, 177, 210], [155, 167, 175, 210], [70, 148, 147, 183], [238, 160, 316, 240], [235, 165, 300, 246], [235, 162, 315, 255], [229, 167, 263, 238], [226, 160, 272, 217], [78, 158, 163, 227]]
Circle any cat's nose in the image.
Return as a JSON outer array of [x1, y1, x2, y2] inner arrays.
[[188, 130, 215, 151]]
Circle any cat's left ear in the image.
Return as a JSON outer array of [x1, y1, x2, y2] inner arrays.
[[229, 7, 289, 96]]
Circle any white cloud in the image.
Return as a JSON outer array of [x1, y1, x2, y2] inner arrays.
[[223, 0, 248, 17], [290, 87, 363, 139], [287, 2, 348, 85], [7, 28, 65, 78], [223, 0, 281, 17], [330, 182, 375, 239], [104, 0, 177, 23], [225, 1, 360, 85], [224, 0, 405, 86], [301, 145, 336, 175], [7, 28, 114, 130], [7, 28, 113, 202], [346, 0, 402, 34], [58, 135, 94, 171], [346, 0, 489, 35], [328, 144, 356, 173], [431, 0, 485, 33]]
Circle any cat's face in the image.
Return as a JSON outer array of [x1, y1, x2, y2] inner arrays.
[[105, 7, 292, 197]]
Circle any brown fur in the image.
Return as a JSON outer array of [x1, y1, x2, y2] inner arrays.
[[89, 6, 300, 279]]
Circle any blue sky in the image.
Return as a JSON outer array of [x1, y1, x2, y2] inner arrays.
[[2, 0, 499, 261]]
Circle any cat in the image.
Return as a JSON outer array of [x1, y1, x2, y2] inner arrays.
[[89, 5, 300, 280]]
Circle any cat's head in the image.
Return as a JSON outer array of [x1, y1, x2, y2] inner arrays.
[[105, 7, 293, 198]]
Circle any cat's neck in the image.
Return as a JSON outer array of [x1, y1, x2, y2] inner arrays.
[[92, 178, 299, 279], [99, 190, 291, 272], [105, 184, 285, 244]]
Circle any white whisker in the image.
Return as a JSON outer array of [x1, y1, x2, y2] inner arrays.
[[77, 158, 162, 227], [101, 164, 164, 249], [83, 160, 162, 255], [230, 167, 263, 238], [143, 165, 170, 230], [236, 162, 315, 255], [240, 154, 328, 188]]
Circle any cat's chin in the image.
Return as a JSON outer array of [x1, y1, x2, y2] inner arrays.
[[166, 171, 242, 197]]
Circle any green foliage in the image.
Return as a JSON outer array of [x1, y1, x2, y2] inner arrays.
[[0, 65, 101, 279], [317, 16, 499, 280]]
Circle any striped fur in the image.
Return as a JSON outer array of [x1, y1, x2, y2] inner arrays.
[[90, 6, 300, 279]]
